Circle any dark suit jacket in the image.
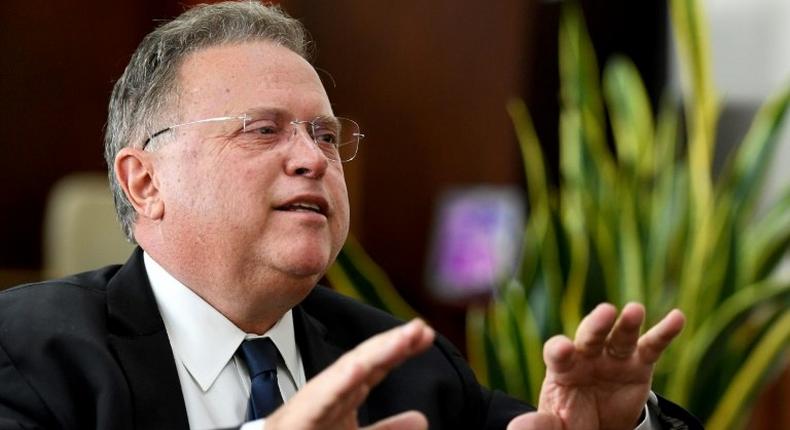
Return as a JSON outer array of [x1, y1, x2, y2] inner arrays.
[[0, 248, 701, 429]]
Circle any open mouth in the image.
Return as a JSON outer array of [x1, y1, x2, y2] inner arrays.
[[275, 197, 329, 217], [277, 202, 323, 214]]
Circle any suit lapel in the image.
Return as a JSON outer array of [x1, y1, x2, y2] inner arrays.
[[293, 303, 371, 426], [106, 248, 190, 430], [103, 250, 371, 428]]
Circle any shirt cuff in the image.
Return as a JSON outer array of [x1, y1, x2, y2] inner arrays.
[[240, 418, 265, 430], [634, 391, 660, 430]]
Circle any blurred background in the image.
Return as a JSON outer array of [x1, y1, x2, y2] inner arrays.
[[0, 0, 787, 427]]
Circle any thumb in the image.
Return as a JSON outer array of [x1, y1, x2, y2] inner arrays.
[[363, 410, 428, 430], [507, 411, 564, 430]]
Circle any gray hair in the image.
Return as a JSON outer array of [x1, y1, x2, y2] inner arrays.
[[104, 1, 311, 242]]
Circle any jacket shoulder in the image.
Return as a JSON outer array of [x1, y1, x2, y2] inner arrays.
[[0, 265, 122, 320], [0, 264, 132, 429], [301, 286, 405, 335]]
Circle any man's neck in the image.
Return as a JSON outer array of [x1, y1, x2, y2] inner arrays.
[[141, 248, 317, 334]]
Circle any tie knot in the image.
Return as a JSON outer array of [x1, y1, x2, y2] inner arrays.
[[239, 338, 279, 377]]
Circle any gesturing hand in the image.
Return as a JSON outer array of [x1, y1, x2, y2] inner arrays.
[[508, 303, 685, 430], [264, 319, 435, 430]]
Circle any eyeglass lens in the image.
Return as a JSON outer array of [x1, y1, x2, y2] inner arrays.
[[242, 116, 361, 162], [306, 117, 360, 162]]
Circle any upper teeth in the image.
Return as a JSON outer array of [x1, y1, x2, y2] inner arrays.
[[289, 202, 321, 212]]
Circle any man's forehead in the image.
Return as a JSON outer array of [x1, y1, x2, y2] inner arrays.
[[179, 41, 316, 84], [175, 41, 329, 114]]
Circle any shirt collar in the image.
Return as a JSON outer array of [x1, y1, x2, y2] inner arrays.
[[143, 251, 300, 392]]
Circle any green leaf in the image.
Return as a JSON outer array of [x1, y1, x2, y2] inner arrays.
[[670, 0, 718, 130], [670, 0, 719, 334], [707, 309, 790, 430], [616, 187, 645, 306], [645, 96, 682, 322], [507, 99, 564, 333], [559, 4, 603, 123], [503, 279, 545, 402], [559, 189, 589, 334], [603, 56, 655, 180], [559, 3, 615, 202], [666, 279, 790, 406], [490, 298, 524, 396], [327, 236, 419, 320], [482, 302, 508, 393], [466, 307, 489, 387], [718, 83, 790, 225], [741, 188, 790, 284], [507, 99, 551, 291]]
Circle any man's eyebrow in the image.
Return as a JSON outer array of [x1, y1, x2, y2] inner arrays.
[[244, 106, 289, 119], [242, 106, 337, 121]]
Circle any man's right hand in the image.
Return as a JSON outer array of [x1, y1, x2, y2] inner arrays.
[[264, 319, 435, 430]]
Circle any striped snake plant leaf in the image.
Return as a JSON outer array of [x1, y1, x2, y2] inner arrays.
[[717, 83, 790, 226], [603, 56, 656, 181], [326, 235, 419, 321], [666, 279, 790, 405], [707, 309, 790, 430], [742, 188, 790, 284]]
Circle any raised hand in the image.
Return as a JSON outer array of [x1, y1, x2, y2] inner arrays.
[[264, 319, 435, 430], [508, 303, 685, 430]]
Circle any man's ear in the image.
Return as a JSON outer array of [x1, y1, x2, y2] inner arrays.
[[114, 147, 164, 221]]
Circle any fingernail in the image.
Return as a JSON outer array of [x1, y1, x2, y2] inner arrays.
[[401, 319, 421, 334]]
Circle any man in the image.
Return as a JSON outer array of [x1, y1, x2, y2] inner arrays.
[[0, 2, 701, 429]]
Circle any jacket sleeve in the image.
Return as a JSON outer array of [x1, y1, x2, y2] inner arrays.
[[652, 394, 705, 430], [479, 387, 536, 429], [0, 340, 54, 430]]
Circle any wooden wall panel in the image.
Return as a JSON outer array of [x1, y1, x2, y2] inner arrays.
[[0, 0, 184, 272], [283, 1, 530, 342]]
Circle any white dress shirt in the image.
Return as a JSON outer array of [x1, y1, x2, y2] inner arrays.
[[144, 252, 658, 429], [145, 252, 305, 430]]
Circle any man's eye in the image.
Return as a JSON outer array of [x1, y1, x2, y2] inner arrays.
[[251, 125, 278, 135], [237, 120, 281, 148], [313, 123, 340, 145], [242, 118, 279, 133], [314, 130, 338, 145]]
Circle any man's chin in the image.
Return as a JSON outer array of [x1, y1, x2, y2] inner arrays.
[[279, 258, 331, 281], [264, 242, 338, 282]]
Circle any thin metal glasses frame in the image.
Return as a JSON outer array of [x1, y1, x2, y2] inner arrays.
[[141, 114, 364, 162]]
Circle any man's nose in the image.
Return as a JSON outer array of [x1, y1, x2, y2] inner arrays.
[[284, 122, 328, 177]]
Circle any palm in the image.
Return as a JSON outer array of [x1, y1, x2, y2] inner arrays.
[[538, 345, 652, 429], [509, 303, 685, 430]]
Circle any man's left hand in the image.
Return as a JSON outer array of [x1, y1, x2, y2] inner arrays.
[[507, 303, 685, 430]]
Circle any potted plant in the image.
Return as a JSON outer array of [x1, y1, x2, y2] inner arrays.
[[328, 0, 789, 428]]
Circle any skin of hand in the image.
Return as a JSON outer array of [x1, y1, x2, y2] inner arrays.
[[507, 303, 686, 430], [264, 319, 435, 430]]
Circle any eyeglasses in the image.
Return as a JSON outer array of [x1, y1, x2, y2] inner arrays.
[[142, 113, 364, 162]]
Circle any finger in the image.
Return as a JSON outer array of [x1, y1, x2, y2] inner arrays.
[[364, 410, 428, 430], [542, 334, 576, 374], [337, 318, 435, 388], [573, 303, 618, 357], [317, 380, 370, 424], [604, 302, 645, 360], [268, 360, 368, 427], [506, 411, 564, 430], [638, 309, 685, 364], [272, 319, 435, 427]]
